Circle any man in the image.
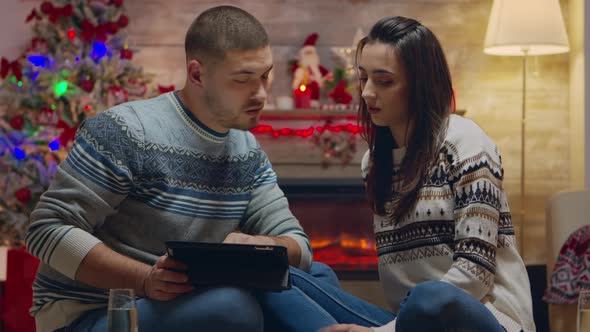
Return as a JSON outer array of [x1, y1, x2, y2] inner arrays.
[[25, 6, 313, 332]]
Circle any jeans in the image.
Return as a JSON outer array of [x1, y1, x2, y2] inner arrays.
[[258, 263, 506, 332], [67, 286, 263, 332]]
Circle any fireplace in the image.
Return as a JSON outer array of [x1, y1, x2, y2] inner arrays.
[[278, 179, 549, 331], [278, 178, 378, 276]]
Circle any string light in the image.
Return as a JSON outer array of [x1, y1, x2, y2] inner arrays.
[[48, 139, 60, 151], [91, 42, 107, 60], [14, 147, 26, 160], [67, 29, 76, 40], [54, 81, 68, 97], [28, 55, 48, 68]]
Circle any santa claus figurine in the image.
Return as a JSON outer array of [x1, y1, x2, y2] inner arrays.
[[292, 33, 333, 108]]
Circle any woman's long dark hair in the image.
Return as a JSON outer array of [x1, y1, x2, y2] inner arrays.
[[357, 16, 454, 221]]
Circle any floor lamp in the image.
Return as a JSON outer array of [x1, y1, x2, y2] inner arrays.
[[483, 0, 569, 257]]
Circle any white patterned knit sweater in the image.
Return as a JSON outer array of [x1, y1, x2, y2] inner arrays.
[[364, 115, 535, 332]]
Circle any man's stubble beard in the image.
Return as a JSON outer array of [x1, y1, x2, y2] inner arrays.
[[204, 89, 257, 131]]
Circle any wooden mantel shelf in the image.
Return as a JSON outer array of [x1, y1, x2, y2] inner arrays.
[[259, 109, 465, 121], [260, 109, 358, 121]]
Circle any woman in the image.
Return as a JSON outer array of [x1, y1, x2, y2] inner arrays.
[[258, 16, 535, 332]]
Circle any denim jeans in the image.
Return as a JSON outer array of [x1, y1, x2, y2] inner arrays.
[[258, 263, 507, 332], [66, 286, 264, 332]]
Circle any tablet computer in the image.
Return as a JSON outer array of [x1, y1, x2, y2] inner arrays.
[[165, 241, 291, 291]]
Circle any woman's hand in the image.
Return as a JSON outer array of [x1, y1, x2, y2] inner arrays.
[[319, 324, 374, 332]]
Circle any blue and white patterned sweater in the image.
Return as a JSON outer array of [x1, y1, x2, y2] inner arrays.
[[25, 92, 312, 332]]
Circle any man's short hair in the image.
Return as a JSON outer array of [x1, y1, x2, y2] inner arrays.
[[185, 6, 269, 62]]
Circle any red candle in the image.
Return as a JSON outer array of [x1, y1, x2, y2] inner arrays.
[[294, 84, 311, 109]]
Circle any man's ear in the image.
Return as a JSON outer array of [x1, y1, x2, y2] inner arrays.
[[187, 59, 204, 87]]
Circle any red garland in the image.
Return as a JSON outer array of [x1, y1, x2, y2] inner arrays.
[[111, 0, 124, 7], [251, 123, 362, 138]]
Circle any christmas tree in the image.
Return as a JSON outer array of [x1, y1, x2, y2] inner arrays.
[[0, 0, 156, 246]]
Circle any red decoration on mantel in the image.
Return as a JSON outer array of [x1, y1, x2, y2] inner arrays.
[[251, 123, 362, 138], [293, 84, 312, 109]]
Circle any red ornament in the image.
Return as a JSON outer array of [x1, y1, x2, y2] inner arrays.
[[96, 26, 108, 42], [1, 57, 23, 81], [9, 115, 25, 130], [56, 120, 78, 146], [42, 3, 72, 23], [111, 0, 124, 7], [81, 20, 93, 41], [15, 188, 32, 204], [106, 22, 119, 34], [62, 4, 73, 17], [117, 15, 129, 28], [48, 14, 58, 24], [40, 1, 54, 14], [81, 20, 108, 42], [25, 9, 42, 23], [120, 48, 133, 60], [79, 79, 95, 93]]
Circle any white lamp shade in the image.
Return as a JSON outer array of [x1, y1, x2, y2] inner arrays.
[[484, 0, 569, 56]]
